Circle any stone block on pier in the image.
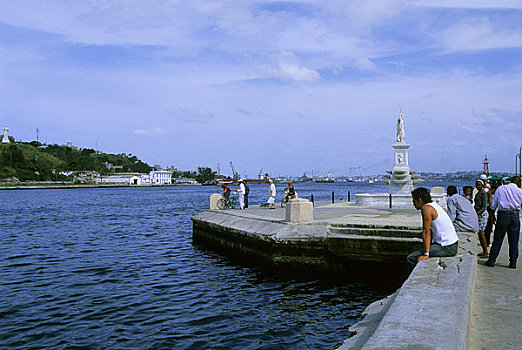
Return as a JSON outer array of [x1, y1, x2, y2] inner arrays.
[[285, 198, 313, 222], [209, 193, 222, 209]]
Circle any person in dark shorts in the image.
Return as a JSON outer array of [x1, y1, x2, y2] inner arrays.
[[244, 180, 250, 208]]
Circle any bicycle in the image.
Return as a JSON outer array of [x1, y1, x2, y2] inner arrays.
[[217, 195, 237, 209]]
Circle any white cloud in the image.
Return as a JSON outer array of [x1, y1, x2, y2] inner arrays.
[[0, 1, 397, 69], [324, 0, 406, 31], [133, 127, 169, 136], [415, 0, 522, 10], [438, 18, 522, 52], [277, 62, 320, 82], [352, 57, 376, 71]]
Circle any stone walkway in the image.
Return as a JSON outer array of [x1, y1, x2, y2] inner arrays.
[[241, 200, 421, 223], [469, 220, 522, 350]]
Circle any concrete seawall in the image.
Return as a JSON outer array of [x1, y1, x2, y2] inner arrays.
[[339, 230, 477, 350], [191, 205, 424, 272], [192, 209, 332, 270]]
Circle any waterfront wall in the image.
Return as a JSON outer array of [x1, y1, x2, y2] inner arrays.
[[192, 210, 333, 270], [339, 230, 477, 350], [191, 209, 421, 271]]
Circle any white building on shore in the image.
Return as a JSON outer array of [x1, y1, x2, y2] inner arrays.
[[96, 174, 141, 185], [94, 170, 173, 186], [173, 177, 199, 185], [140, 170, 172, 185]]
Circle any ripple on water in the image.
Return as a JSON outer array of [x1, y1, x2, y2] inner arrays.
[[0, 186, 400, 349]]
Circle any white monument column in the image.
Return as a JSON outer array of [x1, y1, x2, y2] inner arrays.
[[355, 109, 441, 208], [388, 112, 414, 195], [2, 125, 10, 143]]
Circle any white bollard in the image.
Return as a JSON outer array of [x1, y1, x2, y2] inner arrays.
[[285, 198, 313, 222], [209, 193, 222, 209]]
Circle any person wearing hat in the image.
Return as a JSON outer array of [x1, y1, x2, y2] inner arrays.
[[485, 175, 522, 269], [237, 179, 245, 210], [473, 173, 490, 200], [268, 180, 276, 209], [480, 173, 489, 188]]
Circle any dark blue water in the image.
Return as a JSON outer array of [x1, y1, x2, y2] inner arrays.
[[0, 181, 469, 349]]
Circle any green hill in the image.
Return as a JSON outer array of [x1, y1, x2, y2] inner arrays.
[[0, 142, 152, 181]]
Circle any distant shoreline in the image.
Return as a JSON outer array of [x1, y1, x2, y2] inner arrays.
[[0, 183, 203, 190]]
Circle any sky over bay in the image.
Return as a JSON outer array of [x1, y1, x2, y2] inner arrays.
[[1, 0, 521, 177]]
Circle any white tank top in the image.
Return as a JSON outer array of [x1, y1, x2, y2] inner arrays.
[[426, 202, 458, 246]]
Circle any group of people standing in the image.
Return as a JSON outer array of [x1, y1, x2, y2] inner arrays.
[[235, 179, 250, 210], [217, 180, 250, 210], [217, 180, 297, 210], [408, 175, 522, 270]]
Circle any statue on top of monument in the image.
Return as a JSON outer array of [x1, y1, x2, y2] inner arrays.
[[397, 109, 405, 143], [2, 125, 10, 143]]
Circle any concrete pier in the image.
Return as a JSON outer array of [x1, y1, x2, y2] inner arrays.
[[191, 200, 522, 349], [192, 201, 423, 272]]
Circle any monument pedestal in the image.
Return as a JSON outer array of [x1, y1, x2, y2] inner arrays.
[[355, 193, 446, 209], [388, 141, 416, 195]]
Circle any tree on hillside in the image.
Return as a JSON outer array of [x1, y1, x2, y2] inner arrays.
[[2, 145, 25, 167], [0, 142, 158, 181], [195, 167, 216, 184], [66, 155, 102, 171]]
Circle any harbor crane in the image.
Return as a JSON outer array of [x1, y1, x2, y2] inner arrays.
[[230, 161, 240, 181]]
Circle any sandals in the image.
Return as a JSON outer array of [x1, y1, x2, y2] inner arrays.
[[478, 253, 489, 258]]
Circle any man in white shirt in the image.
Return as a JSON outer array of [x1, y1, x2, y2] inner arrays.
[[237, 179, 245, 210], [485, 176, 522, 269], [407, 187, 459, 269], [268, 180, 276, 209]]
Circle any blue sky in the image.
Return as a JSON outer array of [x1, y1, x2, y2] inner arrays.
[[1, 0, 521, 178]]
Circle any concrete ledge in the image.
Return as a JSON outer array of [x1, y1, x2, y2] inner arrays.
[[192, 210, 336, 270], [339, 231, 477, 350], [192, 210, 422, 269]]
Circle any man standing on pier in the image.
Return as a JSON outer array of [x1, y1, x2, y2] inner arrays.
[[407, 188, 459, 268], [268, 180, 276, 209], [485, 176, 522, 269], [237, 179, 245, 210]]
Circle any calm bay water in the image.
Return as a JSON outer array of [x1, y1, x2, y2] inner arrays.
[[0, 181, 468, 349]]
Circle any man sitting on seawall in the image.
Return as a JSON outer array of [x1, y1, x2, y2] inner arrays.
[[407, 187, 459, 268], [446, 185, 479, 234]]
